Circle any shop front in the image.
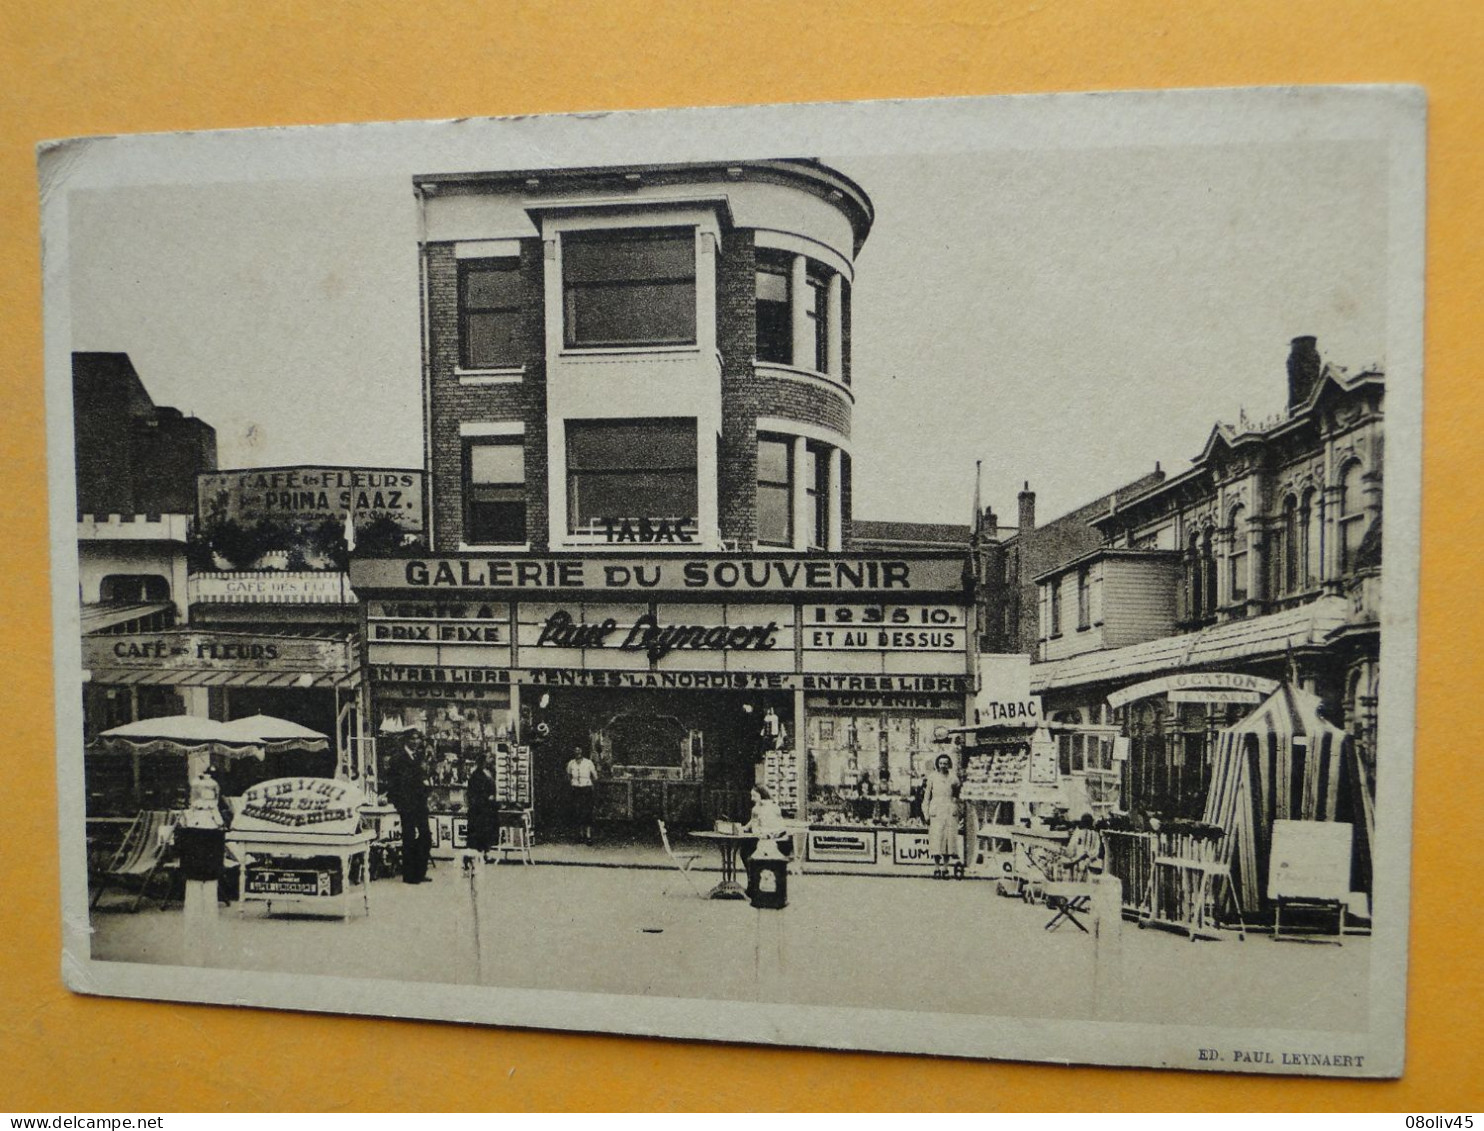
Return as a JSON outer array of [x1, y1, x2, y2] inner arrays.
[[349, 554, 974, 856], [81, 628, 363, 814]]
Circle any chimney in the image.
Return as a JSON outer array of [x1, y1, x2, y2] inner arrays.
[[1287, 335, 1322, 413], [1017, 481, 1036, 533]]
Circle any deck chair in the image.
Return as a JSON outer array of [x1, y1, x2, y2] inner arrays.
[[1042, 880, 1096, 932], [91, 810, 182, 912], [657, 820, 704, 897]]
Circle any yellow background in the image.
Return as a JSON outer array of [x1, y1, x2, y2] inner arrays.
[[2, 0, 1478, 1112]]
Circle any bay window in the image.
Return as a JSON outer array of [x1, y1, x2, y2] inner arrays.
[[757, 434, 832, 549], [566, 419, 698, 535], [804, 265, 829, 373], [562, 228, 696, 348], [756, 436, 792, 546], [754, 254, 792, 364], [804, 443, 829, 549]]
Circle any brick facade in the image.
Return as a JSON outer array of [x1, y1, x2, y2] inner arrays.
[[73, 352, 217, 518], [418, 161, 870, 554], [425, 238, 547, 551]]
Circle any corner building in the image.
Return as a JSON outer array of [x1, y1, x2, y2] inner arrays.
[[352, 161, 975, 856]]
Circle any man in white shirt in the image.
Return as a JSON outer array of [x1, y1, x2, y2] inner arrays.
[[566, 746, 598, 844]]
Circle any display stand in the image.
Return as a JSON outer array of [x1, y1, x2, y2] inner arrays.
[[226, 777, 372, 920], [492, 743, 532, 807], [762, 746, 799, 816], [1267, 819, 1352, 945]]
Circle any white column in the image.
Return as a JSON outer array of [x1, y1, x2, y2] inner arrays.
[[793, 689, 807, 818], [827, 447, 844, 551], [790, 254, 809, 370], [790, 435, 809, 551], [697, 427, 720, 551], [826, 272, 843, 379], [697, 231, 718, 359], [544, 235, 568, 548], [542, 235, 562, 360]]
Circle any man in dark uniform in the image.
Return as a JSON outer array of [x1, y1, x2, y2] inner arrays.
[[383, 733, 432, 884]]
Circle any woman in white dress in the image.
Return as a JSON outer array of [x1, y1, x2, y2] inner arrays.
[[922, 753, 961, 879]]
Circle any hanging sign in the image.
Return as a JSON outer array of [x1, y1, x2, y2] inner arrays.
[[1107, 672, 1278, 710], [975, 654, 1041, 727], [1167, 689, 1264, 706]]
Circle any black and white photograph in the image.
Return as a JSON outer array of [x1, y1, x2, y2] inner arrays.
[[42, 87, 1424, 1074]]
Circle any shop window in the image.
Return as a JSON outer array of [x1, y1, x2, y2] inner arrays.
[[459, 258, 521, 369], [1076, 567, 1091, 630], [1339, 461, 1366, 572], [756, 435, 792, 546], [464, 439, 526, 545], [566, 418, 697, 535], [1227, 508, 1248, 605], [562, 227, 696, 348], [754, 253, 792, 364]]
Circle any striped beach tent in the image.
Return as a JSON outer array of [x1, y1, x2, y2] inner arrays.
[[1202, 683, 1373, 915]]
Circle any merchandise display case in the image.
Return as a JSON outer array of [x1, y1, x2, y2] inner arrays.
[[226, 777, 372, 919]]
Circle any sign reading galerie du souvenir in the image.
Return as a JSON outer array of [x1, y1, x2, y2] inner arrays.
[[349, 555, 968, 594]]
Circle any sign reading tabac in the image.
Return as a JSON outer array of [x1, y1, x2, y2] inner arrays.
[[350, 555, 969, 595], [199, 466, 426, 532]]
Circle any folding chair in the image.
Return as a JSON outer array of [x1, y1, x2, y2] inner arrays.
[[1042, 881, 1095, 933], [657, 820, 704, 897], [91, 810, 182, 912]]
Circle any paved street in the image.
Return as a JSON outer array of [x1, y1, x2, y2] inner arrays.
[[89, 853, 1370, 1032]]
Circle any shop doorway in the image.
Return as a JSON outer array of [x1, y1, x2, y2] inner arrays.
[[524, 686, 790, 839]]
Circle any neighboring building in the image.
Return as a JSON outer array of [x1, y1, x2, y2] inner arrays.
[[350, 160, 976, 859], [852, 519, 972, 554], [74, 351, 217, 519], [76, 358, 379, 806], [74, 352, 218, 630], [75, 351, 217, 805], [978, 471, 1167, 656], [1029, 337, 1383, 819]]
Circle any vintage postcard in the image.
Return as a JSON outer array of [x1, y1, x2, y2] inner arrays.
[[42, 86, 1424, 1075]]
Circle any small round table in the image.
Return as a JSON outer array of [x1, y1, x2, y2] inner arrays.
[[688, 830, 756, 900]]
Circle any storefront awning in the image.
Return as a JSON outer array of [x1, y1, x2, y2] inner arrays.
[[80, 602, 174, 634], [1028, 597, 1349, 694], [87, 667, 361, 690]]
